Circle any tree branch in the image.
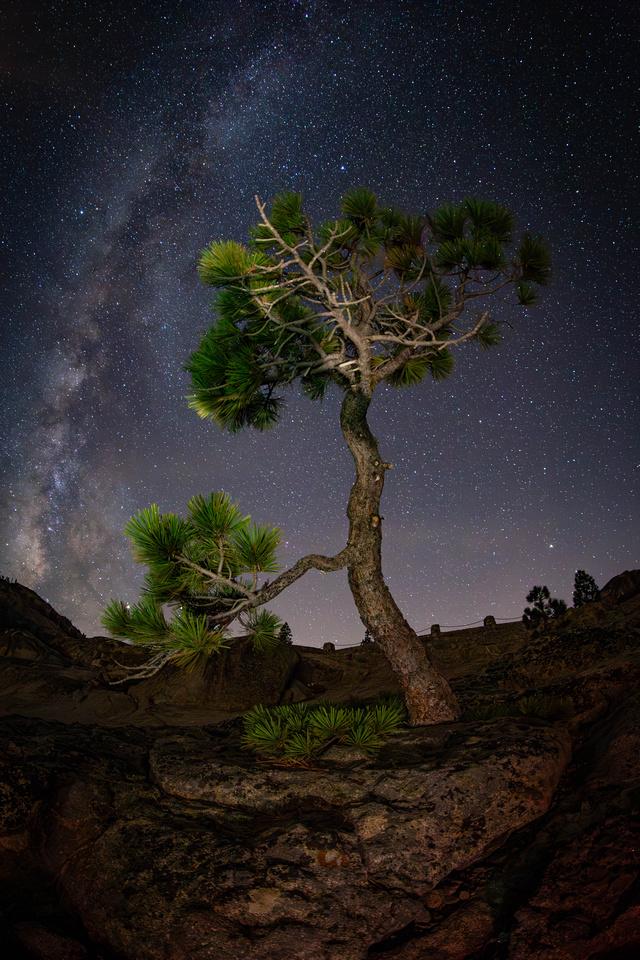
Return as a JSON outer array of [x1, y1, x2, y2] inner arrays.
[[255, 546, 350, 605], [178, 555, 256, 599], [176, 544, 350, 627]]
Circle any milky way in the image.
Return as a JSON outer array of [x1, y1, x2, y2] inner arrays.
[[1, 0, 638, 644]]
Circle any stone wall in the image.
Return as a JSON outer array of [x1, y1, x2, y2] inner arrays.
[[422, 619, 529, 679]]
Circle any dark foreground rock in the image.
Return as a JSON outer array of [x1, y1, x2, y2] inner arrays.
[[1, 715, 570, 960], [1, 571, 640, 958]]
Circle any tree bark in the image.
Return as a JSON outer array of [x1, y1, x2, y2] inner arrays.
[[340, 386, 460, 726]]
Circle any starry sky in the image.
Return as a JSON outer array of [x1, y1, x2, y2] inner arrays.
[[1, 0, 638, 645]]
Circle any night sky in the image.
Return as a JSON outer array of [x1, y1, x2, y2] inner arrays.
[[2, 0, 638, 646]]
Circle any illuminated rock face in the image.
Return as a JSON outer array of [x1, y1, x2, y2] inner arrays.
[[1, 717, 570, 960], [1, 575, 640, 959]]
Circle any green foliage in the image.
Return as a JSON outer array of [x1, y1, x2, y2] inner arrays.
[[241, 695, 407, 764], [197, 240, 255, 286], [385, 353, 431, 388], [279, 622, 293, 645], [101, 595, 169, 643], [163, 611, 229, 671], [522, 585, 567, 629], [341, 186, 379, 228], [474, 322, 503, 350], [515, 280, 538, 306], [100, 597, 229, 670], [101, 598, 136, 637], [101, 491, 283, 663], [188, 491, 248, 544], [425, 348, 456, 381], [463, 198, 515, 244], [233, 523, 282, 574], [426, 202, 468, 242], [573, 570, 601, 607], [309, 703, 351, 739], [514, 232, 552, 285], [427, 198, 517, 272], [186, 188, 551, 432], [185, 314, 287, 432], [251, 189, 307, 245], [124, 506, 192, 567], [242, 608, 283, 651]]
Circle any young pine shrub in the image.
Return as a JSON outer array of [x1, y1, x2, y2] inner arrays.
[[241, 696, 406, 765]]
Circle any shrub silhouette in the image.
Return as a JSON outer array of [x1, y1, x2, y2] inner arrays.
[[573, 570, 600, 607], [523, 585, 567, 629]]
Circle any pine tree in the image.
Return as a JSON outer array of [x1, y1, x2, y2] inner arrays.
[[573, 570, 600, 607], [279, 622, 293, 645], [361, 629, 374, 645], [105, 189, 550, 725], [523, 586, 567, 629]]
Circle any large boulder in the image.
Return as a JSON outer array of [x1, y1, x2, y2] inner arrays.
[[0, 578, 85, 649], [284, 643, 401, 702], [505, 692, 640, 960], [0, 716, 570, 960], [600, 568, 640, 606], [599, 568, 640, 624], [381, 692, 640, 959]]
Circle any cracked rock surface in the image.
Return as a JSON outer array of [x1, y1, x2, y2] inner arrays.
[[1, 717, 570, 960]]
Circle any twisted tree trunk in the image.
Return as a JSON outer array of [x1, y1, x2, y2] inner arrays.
[[340, 386, 460, 725]]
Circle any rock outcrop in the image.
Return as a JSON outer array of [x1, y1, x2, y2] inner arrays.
[[1, 572, 639, 959], [0, 715, 571, 960]]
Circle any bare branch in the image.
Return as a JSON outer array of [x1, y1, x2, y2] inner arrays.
[[178, 555, 256, 599], [201, 546, 351, 626], [256, 546, 350, 605]]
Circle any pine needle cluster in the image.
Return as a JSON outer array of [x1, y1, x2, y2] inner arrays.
[[241, 695, 407, 765], [101, 491, 283, 667]]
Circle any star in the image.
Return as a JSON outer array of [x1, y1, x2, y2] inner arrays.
[[1, 0, 637, 644]]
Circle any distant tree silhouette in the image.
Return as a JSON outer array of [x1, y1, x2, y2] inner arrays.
[[361, 629, 374, 645], [279, 621, 293, 645], [523, 585, 567, 629], [573, 570, 600, 607]]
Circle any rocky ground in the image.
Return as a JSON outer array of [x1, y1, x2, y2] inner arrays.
[[0, 571, 639, 959]]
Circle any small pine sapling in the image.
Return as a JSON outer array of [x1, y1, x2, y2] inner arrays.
[[242, 697, 407, 765]]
